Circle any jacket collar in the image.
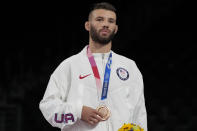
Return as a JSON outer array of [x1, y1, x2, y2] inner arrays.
[[80, 45, 114, 57]]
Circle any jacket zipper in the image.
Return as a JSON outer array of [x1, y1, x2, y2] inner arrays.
[[102, 53, 105, 78]]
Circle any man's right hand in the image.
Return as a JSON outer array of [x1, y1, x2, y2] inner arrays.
[[81, 106, 103, 125]]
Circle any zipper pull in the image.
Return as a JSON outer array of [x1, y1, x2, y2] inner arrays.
[[102, 54, 105, 74], [102, 53, 105, 60]]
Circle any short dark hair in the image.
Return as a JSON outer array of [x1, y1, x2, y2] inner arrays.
[[88, 2, 117, 20]]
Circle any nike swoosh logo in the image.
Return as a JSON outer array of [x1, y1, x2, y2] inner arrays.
[[79, 74, 91, 79]]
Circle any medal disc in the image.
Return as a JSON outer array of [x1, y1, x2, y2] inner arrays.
[[96, 105, 110, 120]]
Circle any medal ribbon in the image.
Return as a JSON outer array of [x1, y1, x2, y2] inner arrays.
[[87, 46, 112, 101]]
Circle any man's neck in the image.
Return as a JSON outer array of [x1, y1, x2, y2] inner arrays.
[[89, 41, 112, 53]]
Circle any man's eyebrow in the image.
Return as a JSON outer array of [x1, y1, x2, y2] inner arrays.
[[95, 16, 104, 19], [109, 18, 115, 21], [95, 16, 115, 20]]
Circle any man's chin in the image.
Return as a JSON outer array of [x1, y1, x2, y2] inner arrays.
[[96, 40, 111, 45]]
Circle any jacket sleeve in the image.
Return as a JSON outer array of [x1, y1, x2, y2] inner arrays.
[[130, 62, 148, 131], [132, 90, 148, 131], [39, 60, 83, 130]]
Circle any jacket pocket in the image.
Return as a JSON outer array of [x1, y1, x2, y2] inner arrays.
[[109, 87, 133, 124]]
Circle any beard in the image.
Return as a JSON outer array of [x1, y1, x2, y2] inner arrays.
[[89, 25, 116, 45]]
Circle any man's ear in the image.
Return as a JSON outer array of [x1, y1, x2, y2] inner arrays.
[[115, 25, 118, 34], [85, 21, 90, 31]]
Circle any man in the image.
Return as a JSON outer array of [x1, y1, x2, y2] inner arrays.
[[39, 2, 147, 131]]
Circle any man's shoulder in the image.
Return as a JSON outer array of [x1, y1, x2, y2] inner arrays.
[[60, 46, 87, 65], [59, 52, 83, 67], [52, 51, 83, 73], [113, 51, 143, 78], [113, 51, 136, 65]]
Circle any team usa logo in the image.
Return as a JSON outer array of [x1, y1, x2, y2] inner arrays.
[[116, 67, 129, 81]]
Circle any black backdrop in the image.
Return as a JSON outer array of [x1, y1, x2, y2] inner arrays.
[[0, 0, 196, 130]]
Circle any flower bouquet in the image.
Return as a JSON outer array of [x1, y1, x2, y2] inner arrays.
[[118, 123, 144, 131]]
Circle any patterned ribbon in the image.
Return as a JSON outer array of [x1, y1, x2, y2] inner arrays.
[[87, 46, 112, 101]]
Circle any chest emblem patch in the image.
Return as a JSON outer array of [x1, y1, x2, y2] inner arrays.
[[116, 67, 129, 81]]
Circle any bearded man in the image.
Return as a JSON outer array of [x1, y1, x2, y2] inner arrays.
[[39, 2, 148, 131]]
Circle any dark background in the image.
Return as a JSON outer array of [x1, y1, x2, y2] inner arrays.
[[0, 0, 196, 130]]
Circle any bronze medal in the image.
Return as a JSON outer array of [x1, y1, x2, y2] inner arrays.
[[96, 105, 110, 121]]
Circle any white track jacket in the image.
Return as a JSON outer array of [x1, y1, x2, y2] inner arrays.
[[39, 46, 147, 131]]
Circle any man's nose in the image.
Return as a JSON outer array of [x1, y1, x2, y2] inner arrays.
[[102, 20, 109, 28]]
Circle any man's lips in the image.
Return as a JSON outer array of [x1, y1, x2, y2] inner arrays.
[[100, 29, 110, 34], [100, 29, 109, 32]]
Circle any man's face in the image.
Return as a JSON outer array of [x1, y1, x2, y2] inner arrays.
[[87, 9, 118, 45]]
